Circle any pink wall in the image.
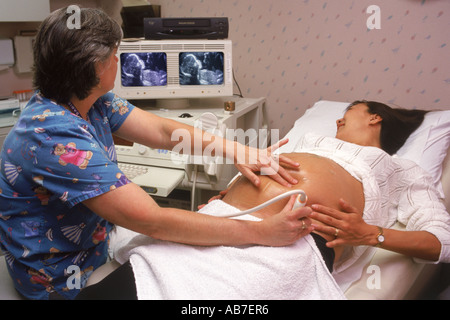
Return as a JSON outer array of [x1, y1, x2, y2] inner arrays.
[[161, 0, 450, 135], [1, 0, 449, 136]]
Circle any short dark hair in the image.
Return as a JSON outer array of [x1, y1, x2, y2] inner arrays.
[[33, 7, 122, 104], [348, 100, 428, 155]]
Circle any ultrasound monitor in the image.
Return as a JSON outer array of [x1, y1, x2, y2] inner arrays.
[[120, 52, 167, 87], [179, 52, 224, 86], [113, 40, 233, 106]]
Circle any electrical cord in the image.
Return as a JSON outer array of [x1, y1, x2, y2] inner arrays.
[[218, 189, 307, 218]]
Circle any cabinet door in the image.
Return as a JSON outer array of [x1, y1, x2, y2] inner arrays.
[[0, 0, 50, 22]]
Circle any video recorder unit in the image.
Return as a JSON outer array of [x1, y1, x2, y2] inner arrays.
[[144, 17, 228, 40]]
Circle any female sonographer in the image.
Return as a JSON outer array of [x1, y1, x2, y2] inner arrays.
[[0, 7, 310, 300]]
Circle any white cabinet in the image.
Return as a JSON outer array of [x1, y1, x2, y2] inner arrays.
[[0, 0, 50, 22]]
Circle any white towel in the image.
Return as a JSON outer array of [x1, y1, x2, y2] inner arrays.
[[114, 200, 346, 300]]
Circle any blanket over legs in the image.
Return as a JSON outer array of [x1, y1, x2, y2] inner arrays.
[[114, 200, 346, 300]]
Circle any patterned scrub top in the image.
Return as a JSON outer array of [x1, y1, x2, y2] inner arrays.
[[0, 91, 135, 299]]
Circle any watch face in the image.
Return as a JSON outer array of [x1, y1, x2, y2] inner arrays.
[[378, 235, 385, 243]]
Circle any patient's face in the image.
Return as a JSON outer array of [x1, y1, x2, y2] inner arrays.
[[335, 103, 375, 143]]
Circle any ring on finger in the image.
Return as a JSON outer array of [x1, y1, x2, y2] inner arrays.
[[334, 228, 339, 237], [301, 219, 307, 230]]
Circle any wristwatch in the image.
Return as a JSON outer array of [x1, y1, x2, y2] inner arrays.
[[375, 226, 385, 247]]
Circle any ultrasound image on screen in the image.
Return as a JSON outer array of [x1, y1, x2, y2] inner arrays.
[[179, 52, 224, 85], [121, 53, 167, 87]]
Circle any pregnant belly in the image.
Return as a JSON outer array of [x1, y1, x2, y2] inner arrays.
[[222, 153, 365, 246]]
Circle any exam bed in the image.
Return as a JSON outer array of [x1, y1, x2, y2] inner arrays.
[[279, 100, 450, 299], [1, 100, 449, 300]]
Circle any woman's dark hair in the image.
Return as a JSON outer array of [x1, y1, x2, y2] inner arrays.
[[33, 7, 122, 103], [348, 100, 429, 155]]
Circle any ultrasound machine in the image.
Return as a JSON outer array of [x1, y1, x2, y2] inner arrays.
[[112, 39, 268, 209]]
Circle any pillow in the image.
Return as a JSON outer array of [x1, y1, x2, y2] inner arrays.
[[278, 100, 348, 154], [279, 100, 450, 187], [283, 100, 348, 140], [396, 110, 450, 187]]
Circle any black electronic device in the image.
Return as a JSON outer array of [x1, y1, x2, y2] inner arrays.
[[144, 17, 228, 40], [121, 5, 161, 38]]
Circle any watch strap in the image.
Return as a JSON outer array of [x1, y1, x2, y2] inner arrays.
[[375, 226, 384, 247]]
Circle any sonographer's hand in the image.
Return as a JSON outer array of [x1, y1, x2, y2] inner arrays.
[[258, 195, 314, 246], [234, 138, 299, 188]]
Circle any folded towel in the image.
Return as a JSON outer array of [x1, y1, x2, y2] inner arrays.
[[114, 200, 346, 300]]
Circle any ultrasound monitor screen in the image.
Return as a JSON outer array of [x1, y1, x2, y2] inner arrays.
[[120, 52, 167, 87], [179, 52, 224, 85]]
